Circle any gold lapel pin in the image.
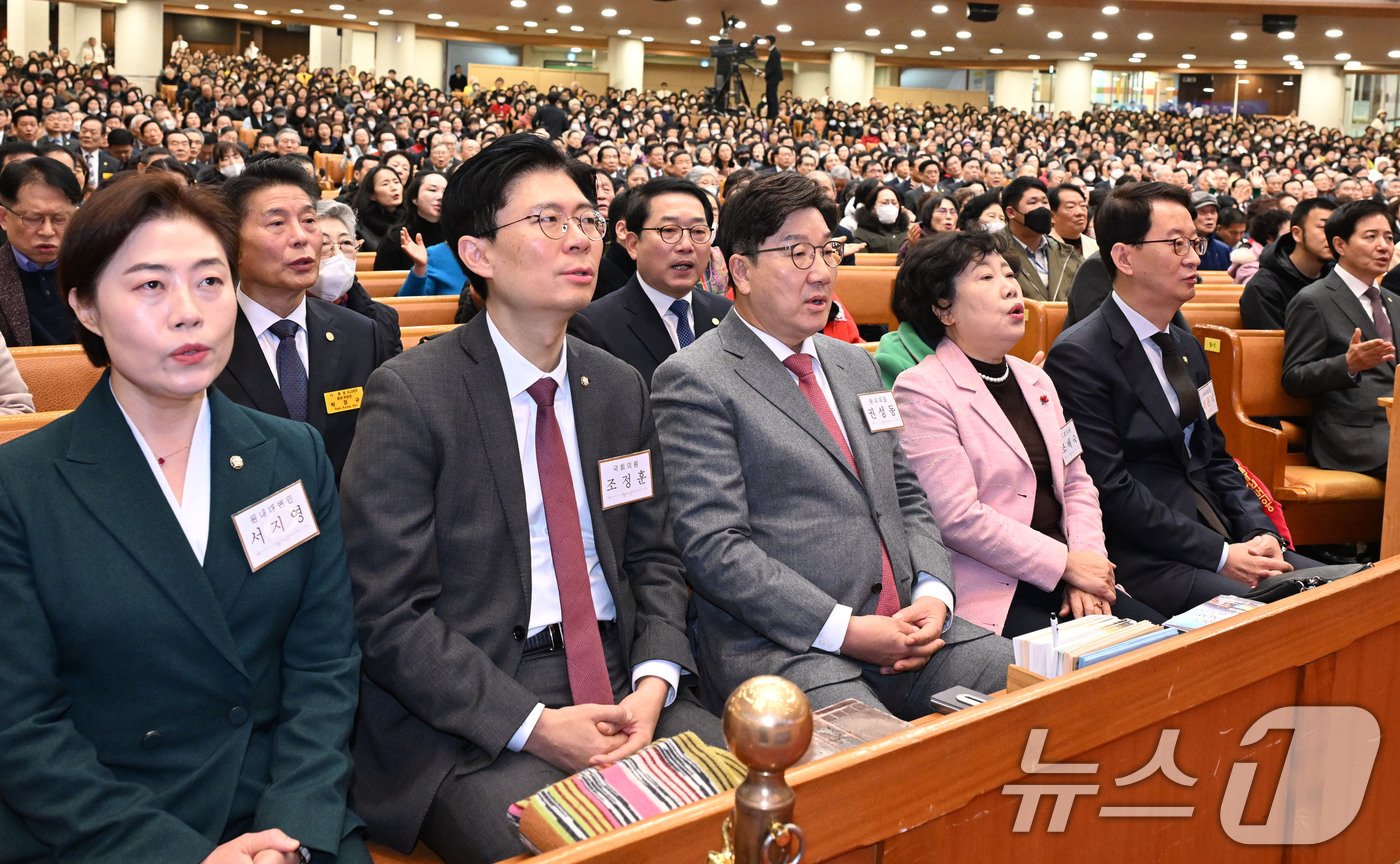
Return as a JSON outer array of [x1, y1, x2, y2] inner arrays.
[[711, 317, 720, 326], [229, 455, 244, 470], [325, 332, 335, 342], [580, 376, 591, 387]]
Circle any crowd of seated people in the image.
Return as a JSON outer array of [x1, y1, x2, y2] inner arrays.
[[0, 38, 1397, 864]]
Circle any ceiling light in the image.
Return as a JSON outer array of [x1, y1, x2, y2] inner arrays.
[[762, 0, 777, 5], [1202, 87, 1215, 93], [1335, 52, 1351, 61], [556, 4, 571, 13], [194, 2, 208, 7], [1325, 28, 1343, 37], [1391, 50, 1400, 59], [1083, 51, 1097, 58], [1277, 30, 1294, 40], [1181, 53, 1195, 60], [941, 45, 955, 51], [445, 19, 458, 25], [1137, 31, 1152, 40], [1128, 57, 1140, 63], [956, 30, 971, 38], [911, 28, 926, 37], [777, 24, 792, 32], [707, 34, 719, 40], [1345, 60, 1361, 70], [1282, 54, 1297, 61], [1027, 53, 1039, 60], [326, 3, 340, 8], [545, 27, 558, 33], [1047, 30, 1062, 39], [368, 19, 378, 25], [342, 13, 356, 19], [233, 2, 248, 8], [570, 24, 584, 31], [426, 12, 441, 19], [253, 9, 267, 15], [1230, 31, 1247, 41], [378, 6, 393, 13], [686, 16, 701, 24], [601, 6, 617, 14], [932, 4, 948, 12], [523, 20, 537, 26], [1284, 80, 1294, 86], [641, 35, 653, 41], [833, 46, 845, 52], [1077, 55, 1090, 61], [617, 28, 631, 34], [495, 24, 510, 31], [865, 27, 880, 36], [846, 2, 861, 10], [289, 7, 302, 11], [1017, 5, 1033, 15], [895, 43, 908, 49], [1131, 51, 1145, 57], [929, 50, 942, 56], [880, 48, 893, 54], [801, 39, 815, 46], [1102, 4, 1119, 13], [1177, 62, 1189, 68], [989, 47, 1003, 54]]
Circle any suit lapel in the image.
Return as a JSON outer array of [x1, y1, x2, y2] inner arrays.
[[1104, 298, 1191, 465], [1325, 274, 1375, 339], [621, 278, 676, 368], [693, 291, 730, 337], [459, 318, 535, 601], [224, 309, 290, 417], [938, 340, 1032, 470], [304, 298, 341, 429], [202, 390, 281, 617], [724, 317, 858, 480], [54, 379, 249, 677]]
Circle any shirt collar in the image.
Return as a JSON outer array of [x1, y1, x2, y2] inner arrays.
[[1335, 262, 1378, 299], [12, 246, 57, 272], [1012, 232, 1047, 259], [1111, 290, 1169, 340], [486, 310, 568, 400], [237, 287, 307, 337], [734, 309, 818, 365], [637, 273, 691, 320]]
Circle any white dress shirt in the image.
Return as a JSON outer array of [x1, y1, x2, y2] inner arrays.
[[114, 385, 213, 565], [486, 314, 679, 751], [734, 313, 954, 651], [637, 275, 694, 351], [237, 289, 309, 385], [1335, 263, 1381, 323], [1111, 292, 1230, 571]]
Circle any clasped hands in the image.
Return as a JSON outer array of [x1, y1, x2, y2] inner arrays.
[[524, 675, 670, 773], [841, 595, 948, 675]]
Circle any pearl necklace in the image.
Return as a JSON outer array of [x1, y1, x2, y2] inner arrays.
[[978, 363, 1010, 384]]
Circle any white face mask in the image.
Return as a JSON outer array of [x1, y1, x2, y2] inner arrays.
[[1110, 168, 1124, 180], [311, 253, 355, 303], [875, 203, 899, 224], [982, 219, 1006, 234], [219, 162, 244, 178]]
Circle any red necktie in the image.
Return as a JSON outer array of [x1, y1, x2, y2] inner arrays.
[[526, 377, 614, 705], [781, 354, 900, 616]]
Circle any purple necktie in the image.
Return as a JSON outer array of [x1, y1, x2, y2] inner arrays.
[[1365, 285, 1392, 341], [526, 377, 614, 705], [782, 354, 900, 616]]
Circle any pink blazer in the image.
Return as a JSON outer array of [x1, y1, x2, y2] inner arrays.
[[892, 338, 1107, 634]]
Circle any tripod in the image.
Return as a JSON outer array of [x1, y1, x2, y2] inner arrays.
[[710, 58, 754, 114]]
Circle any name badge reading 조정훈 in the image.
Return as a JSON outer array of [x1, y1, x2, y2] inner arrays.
[[599, 450, 654, 509]]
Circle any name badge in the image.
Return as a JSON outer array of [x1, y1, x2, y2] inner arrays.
[[231, 481, 321, 571], [1061, 419, 1084, 465], [858, 391, 904, 432], [598, 450, 654, 510], [1198, 380, 1218, 420], [324, 386, 364, 414]]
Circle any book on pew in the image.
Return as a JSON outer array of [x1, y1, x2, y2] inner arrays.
[[1163, 595, 1263, 631], [1076, 626, 1181, 668], [796, 698, 913, 766], [1013, 615, 1180, 679]]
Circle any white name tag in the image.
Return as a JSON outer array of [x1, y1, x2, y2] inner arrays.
[[598, 450, 654, 510], [1198, 380, 1218, 420], [859, 391, 904, 432], [231, 481, 321, 572], [1061, 419, 1084, 465]]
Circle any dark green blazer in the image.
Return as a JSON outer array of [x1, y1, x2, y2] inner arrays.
[[0, 376, 366, 863]]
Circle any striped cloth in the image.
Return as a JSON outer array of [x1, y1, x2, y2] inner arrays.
[[509, 731, 747, 853]]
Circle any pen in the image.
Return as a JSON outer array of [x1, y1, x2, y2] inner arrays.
[[1050, 613, 1059, 652]]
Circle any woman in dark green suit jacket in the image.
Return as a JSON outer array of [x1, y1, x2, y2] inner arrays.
[[0, 173, 366, 863]]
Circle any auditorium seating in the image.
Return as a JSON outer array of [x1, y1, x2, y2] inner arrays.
[[357, 251, 377, 271], [834, 266, 898, 331], [0, 410, 68, 445], [358, 270, 409, 298], [1191, 324, 1382, 545], [11, 345, 102, 413], [401, 324, 457, 350], [381, 295, 459, 327], [238, 127, 257, 148], [854, 252, 898, 267], [1008, 300, 1067, 362], [314, 151, 346, 186]]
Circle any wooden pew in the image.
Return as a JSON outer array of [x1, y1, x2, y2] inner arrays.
[[834, 266, 899, 331], [314, 151, 346, 186], [1007, 300, 1067, 362], [381, 296, 459, 327], [357, 251, 378, 271], [0, 410, 68, 445], [359, 270, 410, 298], [1384, 391, 1400, 557], [1179, 302, 1242, 331], [11, 345, 103, 413], [401, 325, 456, 350], [854, 252, 898, 267], [1192, 324, 1382, 545], [238, 127, 257, 149], [1197, 270, 1237, 287], [363, 563, 1400, 863]]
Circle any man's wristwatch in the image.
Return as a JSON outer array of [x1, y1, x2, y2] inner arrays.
[[297, 846, 312, 864]]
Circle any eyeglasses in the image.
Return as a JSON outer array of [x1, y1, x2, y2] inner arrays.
[[492, 205, 607, 241], [1135, 236, 1210, 257], [640, 224, 711, 245], [753, 240, 846, 270], [321, 239, 361, 258], [5, 205, 73, 231]]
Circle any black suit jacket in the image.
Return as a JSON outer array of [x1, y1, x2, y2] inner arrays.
[[340, 314, 697, 850], [1281, 270, 1400, 473], [570, 276, 732, 384], [214, 296, 387, 481], [1045, 295, 1274, 612]]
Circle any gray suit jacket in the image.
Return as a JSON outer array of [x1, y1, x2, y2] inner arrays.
[[1282, 269, 1400, 474], [340, 313, 696, 851], [651, 314, 955, 706]]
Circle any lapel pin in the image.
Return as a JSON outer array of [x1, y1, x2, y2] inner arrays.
[[711, 317, 720, 326], [325, 331, 335, 342], [580, 375, 590, 387], [229, 455, 244, 470], [1040, 395, 1049, 404]]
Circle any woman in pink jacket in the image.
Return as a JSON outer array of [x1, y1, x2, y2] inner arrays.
[[891, 231, 1165, 637]]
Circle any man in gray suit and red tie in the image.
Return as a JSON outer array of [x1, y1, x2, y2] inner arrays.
[[341, 133, 720, 864], [651, 171, 1012, 719]]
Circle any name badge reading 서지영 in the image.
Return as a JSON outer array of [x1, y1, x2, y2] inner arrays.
[[598, 450, 654, 510], [231, 480, 321, 571], [1061, 419, 1084, 465], [858, 391, 904, 432]]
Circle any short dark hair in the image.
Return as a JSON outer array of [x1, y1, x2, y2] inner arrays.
[[956, 190, 1002, 231], [1289, 196, 1335, 229], [440, 131, 594, 299], [715, 171, 837, 262], [1093, 181, 1193, 284], [61, 173, 239, 366], [894, 230, 1021, 345], [1002, 176, 1048, 213], [107, 128, 134, 147], [0, 155, 82, 207], [624, 177, 714, 235], [222, 155, 319, 222], [1048, 183, 1085, 211], [1248, 208, 1292, 246], [1217, 208, 1248, 229], [1325, 198, 1392, 258]]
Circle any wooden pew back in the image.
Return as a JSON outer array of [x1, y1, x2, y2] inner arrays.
[[0, 410, 68, 445], [835, 266, 899, 331], [381, 296, 458, 327], [401, 325, 457, 350], [12, 346, 103, 413], [359, 270, 409, 298]]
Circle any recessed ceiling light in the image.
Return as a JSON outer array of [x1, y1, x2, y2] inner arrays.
[[1092, 31, 1107, 40], [955, 30, 971, 38], [1390, 50, 1400, 59], [1077, 55, 1090, 61], [845, 2, 861, 10], [1284, 80, 1295, 86], [865, 27, 880, 36], [445, 20, 459, 27], [1345, 60, 1361, 70], [707, 34, 719, 40], [1335, 52, 1352, 61], [617, 28, 631, 34], [1325, 28, 1343, 37], [1132, 51, 1146, 57], [777, 24, 792, 32], [734, 20, 746, 27], [833, 46, 845, 52], [570, 24, 583, 31], [931, 3, 948, 12], [233, 2, 248, 8], [941, 45, 954, 51], [989, 47, 1004, 54], [686, 15, 701, 24], [426, 12, 441, 19], [1017, 5, 1033, 15], [1137, 32, 1152, 40], [342, 13, 355, 19], [1047, 30, 1062, 39], [194, 3, 208, 7], [253, 9, 267, 15], [368, 19, 378, 25], [1281, 54, 1297, 61], [271, 18, 281, 24], [880, 48, 893, 54], [801, 39, 814, 46], [1202, 87, 1215, 94], [545, 27, 557, 33], [1277, 30, 1294, 40], [1230, 31, 1247, 41], [1181, 53, 1195, 60], [894, 43, 908, 49], [556, 4, 571, 13], [911, 28, 926, 37], [1128, 56, 1141, 63], [1083, 51, 1097, 58], [326, 3, 340, 9], [289, 7, 302, 11], [378, 7, 393, 13], [762, 0, 777, 5], [640, 35, 653, 41], [1102, 4, 1119, 13], [495, 24, 509, 31], [601, 6, 616, 14], [1177, 62, 1189, 68], [929, 49, 942, 56], [1027, 53, 1039, 60], [689, 38, 700, 44]]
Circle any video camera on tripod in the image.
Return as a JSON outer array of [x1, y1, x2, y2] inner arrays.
[[707, 13, 763, 113]]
